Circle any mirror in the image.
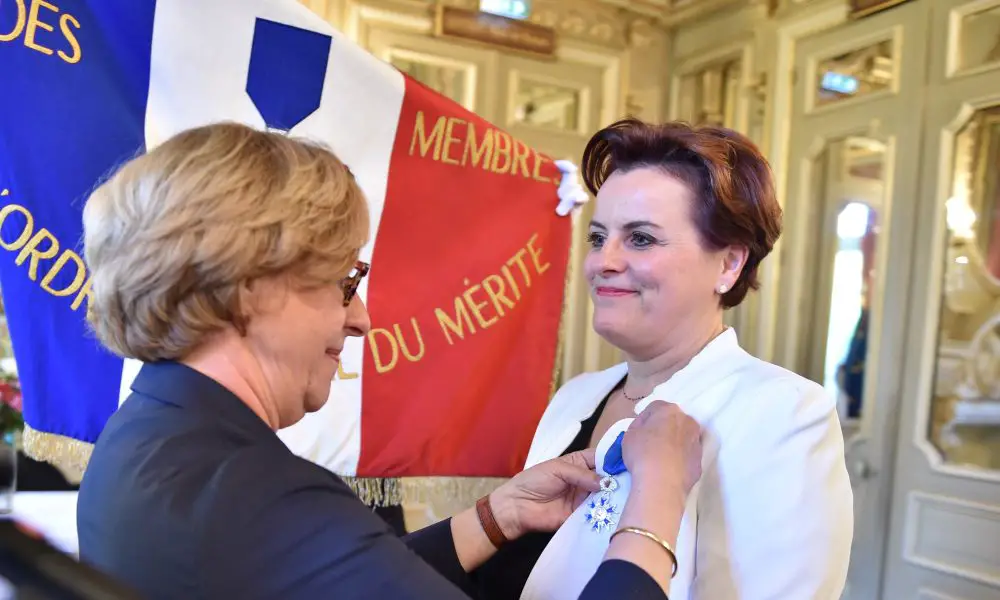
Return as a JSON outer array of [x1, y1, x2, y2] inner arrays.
[[928, 106, 1000, 471], [806, 137, 886, 423], [814, 39, 895, 108], [386, 49, 474, 110], [511, 77, 582, 132]]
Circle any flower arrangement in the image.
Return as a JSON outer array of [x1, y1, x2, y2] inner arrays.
[[0, 294, 20, 437], [0, 373, 22, 436]]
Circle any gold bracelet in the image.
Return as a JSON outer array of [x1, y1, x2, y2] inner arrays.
[[610, 527, 678, 578]]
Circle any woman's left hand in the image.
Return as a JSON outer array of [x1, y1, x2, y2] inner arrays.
[[489, 449, 601, 539]]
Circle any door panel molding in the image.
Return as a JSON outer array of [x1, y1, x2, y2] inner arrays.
[[903, 491, 1000, 588], [946, 0, 1000, 80], [918, 587, 972, 600]]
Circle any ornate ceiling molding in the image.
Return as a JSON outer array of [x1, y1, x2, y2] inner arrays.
[[344, 0, 767, 44], [437, 0, 665, 48], [661, 0, 764, 27]]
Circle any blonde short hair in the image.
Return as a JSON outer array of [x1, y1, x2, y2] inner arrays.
[[83, 122, 369, 362]]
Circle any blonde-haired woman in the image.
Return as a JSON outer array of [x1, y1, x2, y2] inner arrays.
[[77, 122, 703, 600]]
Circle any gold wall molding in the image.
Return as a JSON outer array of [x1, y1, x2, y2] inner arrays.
[[661, 0, 758, 27], [434, 0, 634, 48], [304, 0, 786, 37], [306, 1, 786, 43]]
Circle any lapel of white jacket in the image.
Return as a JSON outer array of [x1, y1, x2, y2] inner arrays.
[[524, 363, 627, 468], [634, 328, 751, 422]]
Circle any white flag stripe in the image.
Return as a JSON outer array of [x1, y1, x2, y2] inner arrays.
[[117, 0, 406, 476]]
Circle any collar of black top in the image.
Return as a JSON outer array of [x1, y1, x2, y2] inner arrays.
[[130, 361, 277, 440]]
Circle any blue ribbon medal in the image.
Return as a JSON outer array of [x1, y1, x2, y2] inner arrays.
[[247, 18, 332, 133], [585, 431, 627, 533], [602, 431, 627, 475]]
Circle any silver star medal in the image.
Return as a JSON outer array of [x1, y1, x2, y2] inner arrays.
[[584, 475, 620, 533]]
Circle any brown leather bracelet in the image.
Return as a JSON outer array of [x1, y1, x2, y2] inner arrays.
[[475, 495, 509, 549]]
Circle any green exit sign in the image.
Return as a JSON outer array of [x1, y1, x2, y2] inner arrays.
[[479, 0, 531, 20]]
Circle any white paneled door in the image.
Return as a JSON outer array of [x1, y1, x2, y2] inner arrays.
[[777, 2, 930, 597], [881, 1, 1000, 598]]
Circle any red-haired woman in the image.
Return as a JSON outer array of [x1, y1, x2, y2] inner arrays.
[[475, 119, 853, 600]]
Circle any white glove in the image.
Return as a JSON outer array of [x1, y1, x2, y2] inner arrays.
[[554, 159, 589, 217]]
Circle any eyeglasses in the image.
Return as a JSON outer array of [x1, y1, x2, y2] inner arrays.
[[339, 260, 370, 306]]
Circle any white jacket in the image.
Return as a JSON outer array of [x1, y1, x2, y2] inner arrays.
[[521, 329, 853, 600]]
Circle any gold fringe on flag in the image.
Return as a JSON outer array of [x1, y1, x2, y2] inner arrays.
[[400, 477, 507, 507], [21, 425, 510, 514], [22, 424, 90, 484], [340, 476, 510, 510], [340, 476, 403, 507]]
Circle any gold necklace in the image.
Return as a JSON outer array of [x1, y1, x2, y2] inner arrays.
[[621, 383, 649, 403], [621, 325, 730, 403]]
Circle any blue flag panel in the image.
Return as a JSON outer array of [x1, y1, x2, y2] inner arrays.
[[0, 0, 158, 445], [247, 18, 331, 131]]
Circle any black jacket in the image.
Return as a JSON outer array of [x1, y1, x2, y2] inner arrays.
[[77, 362, 664, 599]]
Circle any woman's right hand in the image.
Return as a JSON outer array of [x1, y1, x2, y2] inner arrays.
[[602, 402, 703, 593], [623, 401, 703, 499]]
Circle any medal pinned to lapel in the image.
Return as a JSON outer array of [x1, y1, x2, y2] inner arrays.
[[585, 495, 618, 532], [586, 431, 627, 533]]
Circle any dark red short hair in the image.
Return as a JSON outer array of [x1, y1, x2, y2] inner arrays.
[[581, 118, 782, 309]]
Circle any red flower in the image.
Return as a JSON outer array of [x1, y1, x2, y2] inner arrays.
[[0, 382, 21, 413]]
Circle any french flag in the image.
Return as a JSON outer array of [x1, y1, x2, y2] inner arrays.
[[0, 0, 571, 486]]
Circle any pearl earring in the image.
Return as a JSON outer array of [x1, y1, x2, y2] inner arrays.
[[718, 284, 728, 294]]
